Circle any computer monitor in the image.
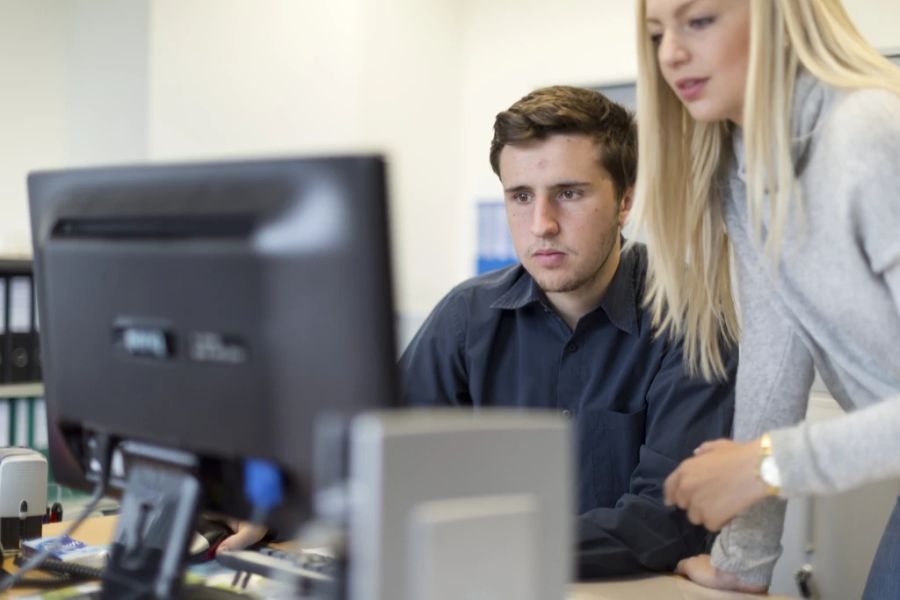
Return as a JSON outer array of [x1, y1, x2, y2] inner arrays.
[[28, 155, 398, 596]]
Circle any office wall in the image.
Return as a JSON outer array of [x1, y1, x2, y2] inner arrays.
[[0, 1, 897, 317], [147, 0, 466, 317], [845, 0, 900, 49], [0, 0, 149, 255], [60, 1, 150, 167], [0, 2, 67, 256]]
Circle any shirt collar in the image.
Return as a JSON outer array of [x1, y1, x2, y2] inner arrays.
[[597, 246, 639, 336], [489, 244, 639, 336], [490, 267, 545, 310]]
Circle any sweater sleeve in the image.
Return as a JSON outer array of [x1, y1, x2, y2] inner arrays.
[[714, 87, 900, 586], [769, 395, 900, 496], [765, 114, 900, 495], [710, 245, 816, 587]]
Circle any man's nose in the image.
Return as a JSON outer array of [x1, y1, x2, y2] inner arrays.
[[530, 196, 560, 238]]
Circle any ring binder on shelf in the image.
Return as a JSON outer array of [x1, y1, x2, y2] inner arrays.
[[10, 275, 33, 383], [0, 277, 6, 383], [0, 259, 40, 385]]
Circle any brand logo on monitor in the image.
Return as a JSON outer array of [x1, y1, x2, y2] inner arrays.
[[188, 332, 248, 364], [118, 327, 173, 360]]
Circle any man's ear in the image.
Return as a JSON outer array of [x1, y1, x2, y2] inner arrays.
[[618, 186, 634, 227]]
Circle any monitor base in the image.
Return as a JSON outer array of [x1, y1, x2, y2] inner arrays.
[[100, 443, 201, 600]]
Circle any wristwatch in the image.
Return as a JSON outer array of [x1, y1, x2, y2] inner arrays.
[[758, 432, 782, 496]]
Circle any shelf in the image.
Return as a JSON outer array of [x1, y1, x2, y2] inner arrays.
[[0, 382, 43, 398]]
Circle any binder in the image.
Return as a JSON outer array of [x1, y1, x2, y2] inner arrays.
[[0, 399, 9, 446], [0, 277, 6, 383], [13, 397, 31, 446], [9, 276, 33, 383], [33, 398, 48, 449], [32, 285, 41, 381]]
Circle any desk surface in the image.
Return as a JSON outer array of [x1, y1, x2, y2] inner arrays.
[[6, 516, 792, 599]]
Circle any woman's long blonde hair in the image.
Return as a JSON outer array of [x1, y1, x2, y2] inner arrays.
[[630, 0, 900, 381]]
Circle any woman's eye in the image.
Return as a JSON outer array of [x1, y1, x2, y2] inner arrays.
[[649, 32, 663, 46], [688, 15, 715, 30]]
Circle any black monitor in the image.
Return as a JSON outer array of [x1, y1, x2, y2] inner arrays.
[[27, 155, 397, 597]]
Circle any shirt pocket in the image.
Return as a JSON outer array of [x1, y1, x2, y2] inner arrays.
[[587, 406, 647, 509]]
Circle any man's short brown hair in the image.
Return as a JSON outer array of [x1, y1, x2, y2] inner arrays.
[[489, 85, 636, 199]]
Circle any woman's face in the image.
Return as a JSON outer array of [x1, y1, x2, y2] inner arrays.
[[645, 0, 751, 125]]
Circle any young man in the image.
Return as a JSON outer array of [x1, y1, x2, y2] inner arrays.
[[400, 86, 736, 577]]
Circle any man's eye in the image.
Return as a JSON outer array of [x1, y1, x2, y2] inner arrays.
[[560, 189, 581, 200], [511, 193, 531, 204]]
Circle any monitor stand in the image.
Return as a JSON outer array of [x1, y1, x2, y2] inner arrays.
[[98, 442, 242, 599]]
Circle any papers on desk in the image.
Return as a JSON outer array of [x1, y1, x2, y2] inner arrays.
[[18, 582, 103, 599], [21, 534, 108, 570], [16, 557, 298, 599]]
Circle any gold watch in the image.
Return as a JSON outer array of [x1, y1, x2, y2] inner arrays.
[[757, 432, 782, 496]]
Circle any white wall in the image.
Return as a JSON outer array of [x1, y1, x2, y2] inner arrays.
[[1, 0, 897, 318], [0, 0, 149, 254], [0, 1, 67, 256], [845, 0, 900, 50], [147, 1, 368, 159], [62, 0, 150, 167], [147, 0, 465, 316]]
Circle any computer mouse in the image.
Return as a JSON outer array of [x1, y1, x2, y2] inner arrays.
[[189, 516, 235, 562]]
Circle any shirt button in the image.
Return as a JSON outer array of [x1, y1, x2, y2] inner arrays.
[[566, 342, 578, 353], [561, 409, 572, 419]]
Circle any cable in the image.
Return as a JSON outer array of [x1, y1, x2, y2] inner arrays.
[[14, 554, 104, 580], [0, 433, 113, 592]]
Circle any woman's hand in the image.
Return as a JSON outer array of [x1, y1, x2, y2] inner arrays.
[[664, 437, 769, 531], [675, 554, 767, 593], [216, 520, 268, 553]]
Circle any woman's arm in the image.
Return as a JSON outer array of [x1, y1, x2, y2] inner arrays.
[[704, 244, 815, 588]]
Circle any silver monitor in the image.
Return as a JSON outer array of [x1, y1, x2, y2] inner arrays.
[[347, 409, 573, 600]]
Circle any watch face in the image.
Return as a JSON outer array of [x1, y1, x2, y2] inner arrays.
[[761, 455, 782, 488]]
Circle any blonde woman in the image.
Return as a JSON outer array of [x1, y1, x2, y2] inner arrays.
[[634, 0, 900, 596]]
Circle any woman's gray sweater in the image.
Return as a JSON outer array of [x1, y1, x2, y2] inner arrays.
[[709, 71, 900, 586]]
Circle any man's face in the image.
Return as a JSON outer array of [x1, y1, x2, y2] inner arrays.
[[499, 133, 630, 298]]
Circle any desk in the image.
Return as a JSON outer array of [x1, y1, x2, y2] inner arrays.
[[571, 577, 791, 599], [6, 517, 793, 599]]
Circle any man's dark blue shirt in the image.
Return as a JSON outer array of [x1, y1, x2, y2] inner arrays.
[[399, 242, 736, 577]]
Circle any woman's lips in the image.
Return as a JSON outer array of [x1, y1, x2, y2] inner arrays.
[[676, 77, 708, 101]]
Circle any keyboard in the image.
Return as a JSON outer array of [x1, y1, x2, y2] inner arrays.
[[256, 546, 336, 577], [216, 545, 337, 590]]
